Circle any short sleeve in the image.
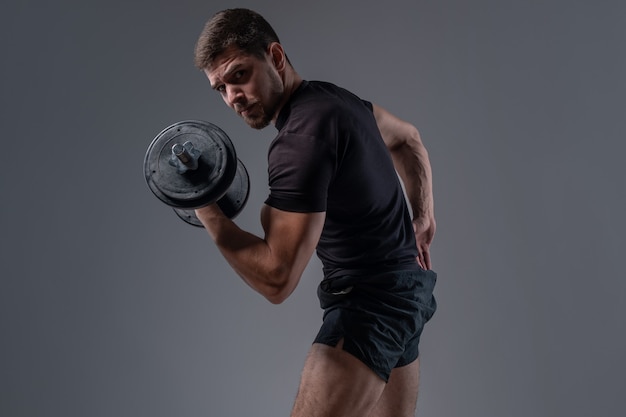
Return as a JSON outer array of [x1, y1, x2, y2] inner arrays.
[[264, 132, 334, 213]]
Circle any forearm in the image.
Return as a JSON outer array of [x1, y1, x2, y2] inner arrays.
[[388, 124, 437, 269], [372, 104, 434, 221], [195, 204, 324, 303], [195, 205, 290, 303], [389, 129, 434, 221]]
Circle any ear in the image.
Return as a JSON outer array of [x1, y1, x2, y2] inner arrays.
[[268, 42, 286, 72]]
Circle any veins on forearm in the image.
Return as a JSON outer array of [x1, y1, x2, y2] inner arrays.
[[391, 142, 433, 220]]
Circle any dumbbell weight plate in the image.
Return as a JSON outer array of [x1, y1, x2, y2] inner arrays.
[[173, 159, 250, 226], [144, 120, 237, 209]]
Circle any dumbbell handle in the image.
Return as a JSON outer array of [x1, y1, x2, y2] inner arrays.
[[170, 141, 200, 173]]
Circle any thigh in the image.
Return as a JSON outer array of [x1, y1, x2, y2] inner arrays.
[[369, 358, 420, 417], [290, 341, 386, 417]]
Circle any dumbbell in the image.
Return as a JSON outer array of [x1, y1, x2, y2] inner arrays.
[[144, 120, 250, 227]]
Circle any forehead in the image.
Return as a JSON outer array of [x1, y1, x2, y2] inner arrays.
[[206, 47, 262, 83]]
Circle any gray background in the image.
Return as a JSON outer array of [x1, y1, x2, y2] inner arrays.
[[1, 0, 624, 416]]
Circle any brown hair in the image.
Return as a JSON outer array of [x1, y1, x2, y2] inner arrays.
[[194, 8, 282, 69]]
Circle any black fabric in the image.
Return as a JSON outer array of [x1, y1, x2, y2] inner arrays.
[[266, 80, 418, 279], [314, 267, 437, 382]]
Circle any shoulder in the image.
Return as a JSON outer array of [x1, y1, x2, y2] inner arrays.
[[301, 81, 366, 108], [278, 81, 371, 135]]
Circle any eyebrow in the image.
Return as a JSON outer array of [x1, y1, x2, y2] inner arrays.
[[210, 63, 245, 90]]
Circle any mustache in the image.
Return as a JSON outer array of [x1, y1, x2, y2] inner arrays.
[[234, 100, 258, 112]]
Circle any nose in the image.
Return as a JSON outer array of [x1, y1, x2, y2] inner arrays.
[[225, 85, 245, 107]]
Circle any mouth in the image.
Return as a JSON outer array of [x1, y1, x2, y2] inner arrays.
[[237, 102, 258, 118]]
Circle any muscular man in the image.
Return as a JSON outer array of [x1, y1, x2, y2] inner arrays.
[[193, 8, 437, 417]]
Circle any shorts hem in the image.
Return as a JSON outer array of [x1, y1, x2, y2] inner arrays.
[[312, 337, 391, 382]]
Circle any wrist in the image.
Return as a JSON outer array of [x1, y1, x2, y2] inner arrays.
[[194, 203, 225, 222]]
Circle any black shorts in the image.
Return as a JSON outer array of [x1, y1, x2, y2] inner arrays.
[[314, 267, 437, 382]]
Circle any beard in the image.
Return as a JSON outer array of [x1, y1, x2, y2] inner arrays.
[[241, 102, 272, 130], [241, 69, 284, 130]]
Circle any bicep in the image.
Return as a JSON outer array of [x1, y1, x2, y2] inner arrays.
[[261, 205, 325, 284]]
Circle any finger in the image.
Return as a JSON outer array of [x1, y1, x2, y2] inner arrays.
[[423, 250, 432, 270], [416, 253, 425, 269]]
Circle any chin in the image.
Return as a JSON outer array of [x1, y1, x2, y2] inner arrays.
[[245, 116, 271, 130]]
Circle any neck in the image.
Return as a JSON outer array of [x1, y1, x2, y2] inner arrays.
[[272, 67, 303, 125]]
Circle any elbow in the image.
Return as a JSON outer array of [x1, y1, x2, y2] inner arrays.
[[263, 282, 292, 304], [385, 124, 423, 154], [261, 269, 299, 305], [265, 291, 289, 305], [403, 127, 428, 155], [405, 125, 423, 147]]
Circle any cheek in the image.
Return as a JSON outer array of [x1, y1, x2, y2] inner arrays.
[[252, 72, 274, 98], [246, 82, 261, 101]]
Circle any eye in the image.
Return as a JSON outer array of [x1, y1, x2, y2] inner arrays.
[[233, 70, 245, 80], [216, 84, 226, 93]]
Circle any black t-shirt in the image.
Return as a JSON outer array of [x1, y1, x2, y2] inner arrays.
[[265, 80, 418, 279]]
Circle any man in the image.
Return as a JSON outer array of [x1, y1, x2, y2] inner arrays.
[[193, 8, 437, 417]]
